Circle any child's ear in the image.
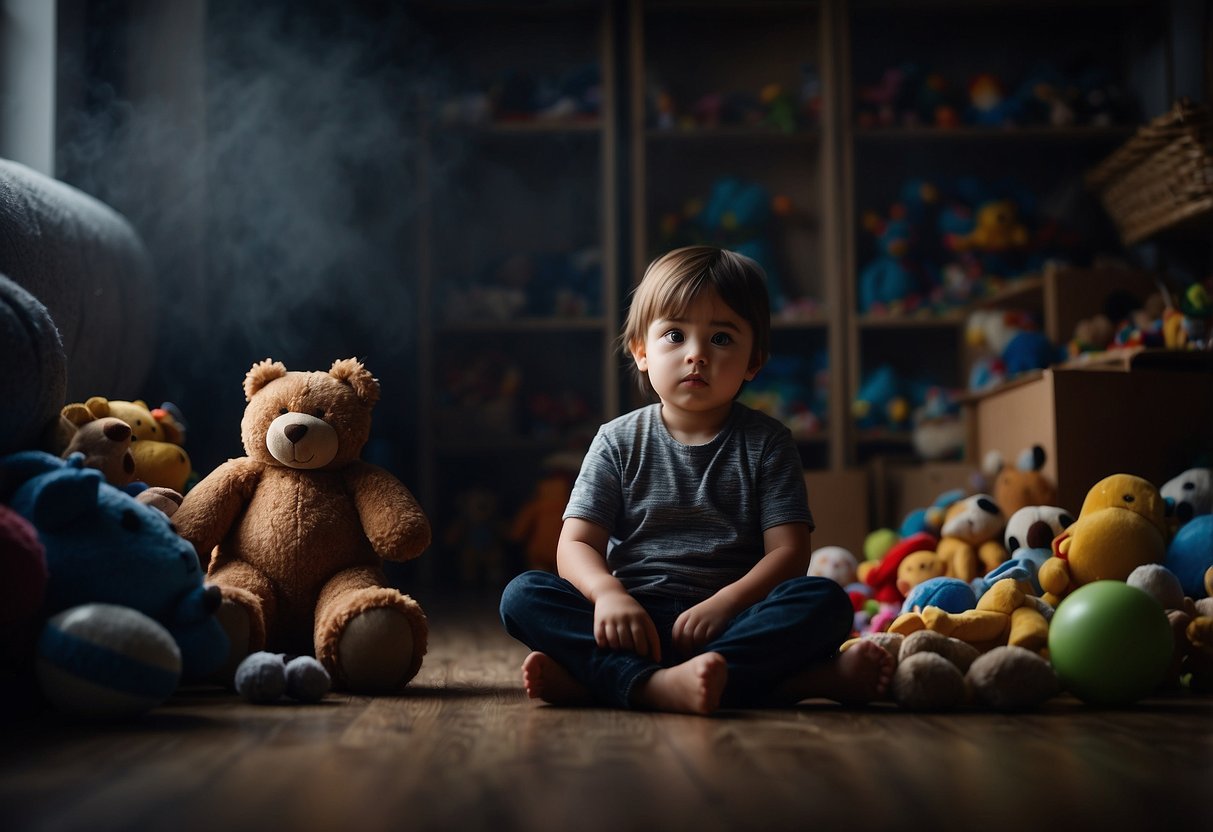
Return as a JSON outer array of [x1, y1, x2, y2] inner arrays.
[[630, 340, 648, 372], [745, 356, 764, 382]]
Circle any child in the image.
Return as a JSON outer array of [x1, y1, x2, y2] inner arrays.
[[499, 246, 892, 715]]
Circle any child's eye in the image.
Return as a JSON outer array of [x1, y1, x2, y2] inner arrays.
[[663, 330, 684, 344], [711, 332, 733, 346]]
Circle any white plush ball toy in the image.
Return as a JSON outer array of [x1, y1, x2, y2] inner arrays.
[[36, 603, 182, 719], [808, 546, 859, 585]]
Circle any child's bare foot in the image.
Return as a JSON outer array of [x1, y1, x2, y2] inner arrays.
[[775, 640, 894, 706], [633, 652, 728, 716], [521, 652, 591, 705]]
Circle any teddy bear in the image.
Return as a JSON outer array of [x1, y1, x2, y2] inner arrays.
[[982, 445, 1058, 519], [1039, 473, 1168, 607], [55, 415, 184, 517], [60, 397, 192, 492], [935, 494, 1007, 583], [173, 358, 432, 693]]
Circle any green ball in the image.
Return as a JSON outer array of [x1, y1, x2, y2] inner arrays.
[[1048, 580, 1173, 706], [864, 528, 899, 562]]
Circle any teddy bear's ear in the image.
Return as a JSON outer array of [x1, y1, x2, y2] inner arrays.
[[61, 403, 95, 427], [84, 396, 111, 419], [244, 358, 288, 401], [329, 358, 380, 406]]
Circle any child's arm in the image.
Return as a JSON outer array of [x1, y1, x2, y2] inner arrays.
[[558, 517, 662, 662], [672, 521, 812, 654]]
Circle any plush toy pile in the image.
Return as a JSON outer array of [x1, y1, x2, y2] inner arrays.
[[2, 283, 432, 717], [824, 454, 1213, 710]]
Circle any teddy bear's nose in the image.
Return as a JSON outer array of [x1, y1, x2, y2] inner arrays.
[[285, 424, 308, 444]]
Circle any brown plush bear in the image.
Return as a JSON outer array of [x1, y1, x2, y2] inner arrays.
[[173, 358, 432, 693]]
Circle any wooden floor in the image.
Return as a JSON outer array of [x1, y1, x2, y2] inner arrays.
[[3, 594, 1211, 832]]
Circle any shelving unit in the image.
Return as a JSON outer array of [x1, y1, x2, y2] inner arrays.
[[628, 0, 847, 471], [408, 0, 1178, 566], [837, 0, 1169, 468], [413, 2, 619, 583]]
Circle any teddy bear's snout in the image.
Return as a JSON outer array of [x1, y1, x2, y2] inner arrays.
[[267, 412, 340, 469]]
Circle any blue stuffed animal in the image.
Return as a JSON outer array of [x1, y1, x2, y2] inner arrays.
[[1, 451, 228, 679]]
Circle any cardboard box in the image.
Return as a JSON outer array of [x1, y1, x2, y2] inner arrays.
[[870, 459, 976, 531], [804, 469, 869, 555], [963, 351, 1213, 514]]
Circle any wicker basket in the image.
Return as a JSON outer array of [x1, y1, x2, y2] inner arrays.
[[1086, 99, 1213, 246]]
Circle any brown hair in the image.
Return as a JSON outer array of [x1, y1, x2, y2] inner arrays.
[[621, 246, 772, 397]]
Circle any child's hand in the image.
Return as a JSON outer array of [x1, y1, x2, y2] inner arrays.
[[594, 590, 661, 662], [672, 595, 735, 654]]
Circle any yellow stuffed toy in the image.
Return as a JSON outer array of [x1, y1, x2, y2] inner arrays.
[[1038, 473, 1168, 607], [935, 494, 1007, 583], [888, 577, 1050, 653], [61, 397, 192, 492]]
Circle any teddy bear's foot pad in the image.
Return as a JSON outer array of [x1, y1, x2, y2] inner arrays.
[[338, 608, 414, 693]]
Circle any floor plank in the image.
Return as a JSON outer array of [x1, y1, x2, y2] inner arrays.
[[2, 596, 1211, 832]]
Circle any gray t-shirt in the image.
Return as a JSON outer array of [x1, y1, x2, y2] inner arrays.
[[563, 402, 814, 602]]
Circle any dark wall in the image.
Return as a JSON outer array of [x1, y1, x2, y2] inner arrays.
[[55, 0, 442, 481]]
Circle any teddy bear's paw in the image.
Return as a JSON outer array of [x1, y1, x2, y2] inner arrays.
[[336, 607, 416, 694]]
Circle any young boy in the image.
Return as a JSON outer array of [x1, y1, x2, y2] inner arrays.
[[499, 246, 892, 715]]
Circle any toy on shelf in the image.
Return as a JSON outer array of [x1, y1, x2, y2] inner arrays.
[[911, 386, 965, 461], [445, 487, 508, 585], [436, 352, 522, 441], [446, 247, 602, 323], [658, 177, 798, 313], [857, 209, 919, 315], [442, 63, 601, 126], [739, 353, 827, 439], [855, 60, 1137, 130], [852, 364, 910, 432]]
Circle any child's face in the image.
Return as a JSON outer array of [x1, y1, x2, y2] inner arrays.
[[630, 288, 760, 416]]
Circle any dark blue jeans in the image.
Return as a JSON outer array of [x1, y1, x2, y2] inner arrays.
[[499, 571, 853, 709]]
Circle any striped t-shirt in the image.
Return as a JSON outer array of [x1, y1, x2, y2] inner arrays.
[[563, 402, 814, 602]]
